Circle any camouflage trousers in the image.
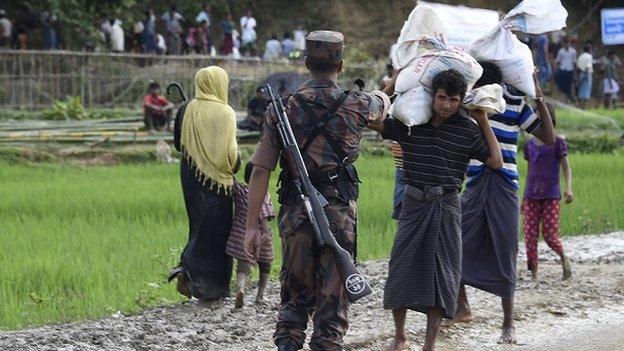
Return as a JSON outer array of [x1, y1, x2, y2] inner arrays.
[[274, 198, 357, 351]]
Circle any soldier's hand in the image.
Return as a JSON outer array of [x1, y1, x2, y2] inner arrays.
[[244, 225, 262, 261]]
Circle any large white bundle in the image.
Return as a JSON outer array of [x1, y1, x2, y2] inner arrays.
[[390, 86, 433, 127], [463, 84, 506, 114], [468, 0, 568, 98], [392, 84, 505, 128], [395, 42, 483, 94], [503, 0, 568, 34], [419, 1, 500, 49], [470, 26, 536, 98], [391, 4, 444, 70]]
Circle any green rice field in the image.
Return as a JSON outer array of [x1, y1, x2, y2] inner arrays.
[[1, 151, 623, 330]]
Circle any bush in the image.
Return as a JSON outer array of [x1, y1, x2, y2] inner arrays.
[[42, 96, 86, 120], [519, 133, 623, 154]]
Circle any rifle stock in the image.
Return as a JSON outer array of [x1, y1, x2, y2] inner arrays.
[[264, 84, 373, 303]]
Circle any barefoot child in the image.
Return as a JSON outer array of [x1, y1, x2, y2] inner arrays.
[[226, 162, 275, 308], [522, 105, 573, 281]]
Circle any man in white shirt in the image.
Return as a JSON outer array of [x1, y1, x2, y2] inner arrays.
[[576, 45, 593, 109], [240, 9, 257, 56], [293, 24, 307, 52], [110, 19, 124, 52], [196, 4, 211, 25], [263, 34, 282, 60], [555, 40, 577, 102], [0, 9, 12, 48], [156, 33, 167, 55]]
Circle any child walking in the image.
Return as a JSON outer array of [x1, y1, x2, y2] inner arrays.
[[522, 106, 573, 281], [226, 162, 275, 308]]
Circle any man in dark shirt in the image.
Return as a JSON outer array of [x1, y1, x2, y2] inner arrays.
[[239, 87, 268, 131], [370, 70, 503, 351]]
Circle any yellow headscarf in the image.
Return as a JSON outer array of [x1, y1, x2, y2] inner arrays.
[[181, 66, 238, 193]]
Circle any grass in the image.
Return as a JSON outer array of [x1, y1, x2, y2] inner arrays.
[[0, 107, 141, 120], [1, 151, 624, 330], [555, 108, 624, 132]]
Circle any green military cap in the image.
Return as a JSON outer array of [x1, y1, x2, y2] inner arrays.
[[305, 30, 344, 65]]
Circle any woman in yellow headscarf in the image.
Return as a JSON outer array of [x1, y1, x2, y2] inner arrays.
[[169, 66, 240, 302]]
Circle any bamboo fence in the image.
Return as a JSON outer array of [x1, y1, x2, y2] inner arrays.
[[0, 50, 383, 110]]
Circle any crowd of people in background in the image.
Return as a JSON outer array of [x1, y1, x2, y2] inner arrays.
[[0, 4, 66, 50], [527, 30, 622, 109], [0, 4, 308, 62]]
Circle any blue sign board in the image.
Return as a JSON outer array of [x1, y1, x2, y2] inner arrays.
[[602, 8, 624, 46]]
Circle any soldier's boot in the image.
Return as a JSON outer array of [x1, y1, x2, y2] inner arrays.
[[277, 340, 300, 351]]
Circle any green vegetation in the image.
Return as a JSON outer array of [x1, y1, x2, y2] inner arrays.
[[42, 96, 86, 120], [2, 151, 623, 330], [523, 108, 624, 154], [555, 108, 624, 131], [0, 107, 140, 120]]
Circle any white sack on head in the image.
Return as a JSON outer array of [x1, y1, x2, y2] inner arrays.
[[390, 86, 433, 127], [395, 44, 483, 94], [391, 4, 444, 70], [463, 84, 506, 114], [470, 26, 536, 98], [503, 0, 568, 34]]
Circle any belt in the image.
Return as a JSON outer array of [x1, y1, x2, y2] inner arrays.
[[409, 184, 458, 201]]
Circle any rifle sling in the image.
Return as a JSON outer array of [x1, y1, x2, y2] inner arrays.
[[293, 92, 349, 166]]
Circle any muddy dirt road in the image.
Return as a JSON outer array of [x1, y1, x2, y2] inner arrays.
[[1, 232, 623, 351]]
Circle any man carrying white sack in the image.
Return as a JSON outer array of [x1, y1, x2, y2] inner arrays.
[[372, 69, 503, 351], [445, 62, 556, 344]]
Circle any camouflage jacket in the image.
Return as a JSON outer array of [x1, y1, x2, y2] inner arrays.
[[250, 78, 387, 236]]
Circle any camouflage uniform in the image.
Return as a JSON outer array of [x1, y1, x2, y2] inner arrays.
[[250, 31, 389, 351]]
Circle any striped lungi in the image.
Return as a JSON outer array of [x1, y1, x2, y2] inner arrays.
[[383, 185, 462, 319]]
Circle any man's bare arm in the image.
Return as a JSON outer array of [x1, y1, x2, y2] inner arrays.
[[164, 102, 175, 111], [368, 122, 385, 133], [531, 74, 556, 145], [244, 165, 271, 258], [561, 155, 573, 203], [382, 69, 398, 96], [145, 103, 163, 112], [472, 109, 503, 170]]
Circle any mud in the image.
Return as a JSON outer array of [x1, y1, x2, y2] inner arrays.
[[1, 232, 623, 351]]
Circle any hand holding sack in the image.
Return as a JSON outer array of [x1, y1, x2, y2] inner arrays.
[[463, 84, 506, 114]]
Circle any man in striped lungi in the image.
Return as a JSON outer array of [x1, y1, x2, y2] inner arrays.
[[371, 69, 503, 351]]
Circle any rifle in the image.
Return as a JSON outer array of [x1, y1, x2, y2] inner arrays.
[[264, 84, 373, 303]]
